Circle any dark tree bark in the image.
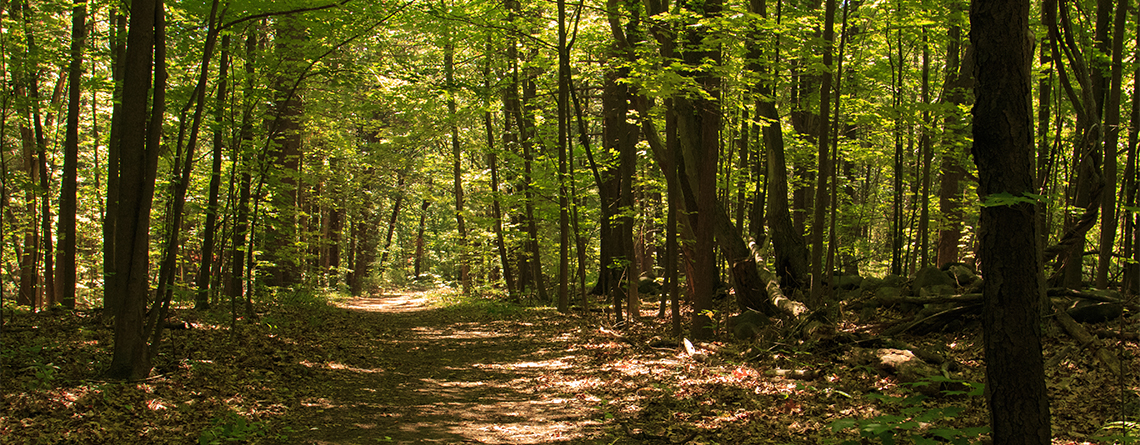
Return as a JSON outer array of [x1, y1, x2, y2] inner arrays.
[[377, 171, 406, 273], [937, 26, 973, 268], [264, 15, 306, 288], [809, 0, 836, 304], [1095, 0, 1128, 288], [107, 0, 166, 380], [557, 0, 571, 313], [970, 0, 1052, 441], [484, 38, 515, 295], [55, 0, 87, 309], [445, 39, 470, 293], [196, 34, 231, 310]]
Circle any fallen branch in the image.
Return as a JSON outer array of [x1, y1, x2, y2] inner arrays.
[[1092, 328, 1140, 341], [1052, 302, 1121, 376]]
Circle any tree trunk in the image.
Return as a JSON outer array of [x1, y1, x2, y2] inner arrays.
[[108, 0, 165, 380], [557, 0, 571, 313], [445, 40, 470, 293], [1095, 0, 1128, 288], [55, 0, 87, 309], [809, 0, 836, 304], [197, 34, 230, 310], [970, 0, 1052, 440], [265, 16, 306, 288]]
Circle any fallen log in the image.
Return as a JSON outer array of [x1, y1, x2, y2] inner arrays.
[[1092, 328, 1140, 342], [749, 240, 808, 318], [1052, 302, 1121, 376], [1048, 287, 1140, 313], [874, 293, 983, 306]]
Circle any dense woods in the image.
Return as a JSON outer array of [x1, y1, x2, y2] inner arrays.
[[2, 0, 1139, 442]]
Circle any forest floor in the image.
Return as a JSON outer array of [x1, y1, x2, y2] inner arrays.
[[2, 286, 1138, 444]]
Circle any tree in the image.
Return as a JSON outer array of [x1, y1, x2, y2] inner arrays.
[[106, 0, 167, 380], [55, 0, 87, 309], [970, 0, 1051, 441]]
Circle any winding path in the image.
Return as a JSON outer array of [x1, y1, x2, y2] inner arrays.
[[276, 293, 607, 444]]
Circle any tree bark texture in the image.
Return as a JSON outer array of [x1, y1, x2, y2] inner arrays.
[[970, 0, 1052, 441]]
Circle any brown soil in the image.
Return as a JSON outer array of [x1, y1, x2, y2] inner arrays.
[[274, 292, 606, 444]]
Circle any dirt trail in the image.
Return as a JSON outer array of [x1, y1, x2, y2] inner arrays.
[[275, 293, 606, 444]]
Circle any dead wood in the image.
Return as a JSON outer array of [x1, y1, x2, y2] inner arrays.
[[749, 240, 809, 318], [1092, 328, 1140, 341], [1052, 302, 1122, 376]]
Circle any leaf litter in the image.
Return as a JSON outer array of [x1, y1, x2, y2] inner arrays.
[[1, 288, 1137, 444]]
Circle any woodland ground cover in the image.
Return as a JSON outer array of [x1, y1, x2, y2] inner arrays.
[[2, 287, 1136, 444]]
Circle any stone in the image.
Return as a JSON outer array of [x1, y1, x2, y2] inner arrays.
[[913, 265, 956, 290]]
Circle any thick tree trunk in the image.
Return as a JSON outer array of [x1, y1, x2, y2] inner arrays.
[[108, 0, 165, 380], [970, 0, 1052, 441], [264, 16, 306, 288]]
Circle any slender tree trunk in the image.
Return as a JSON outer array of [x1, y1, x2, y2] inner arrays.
[[445, 40, 470, 293], [557, 0, 571, 313], [1095, 0, 1128, 288], [197, 35, 230, 310], [377, 172, 406, 273], [103, 10, 127, 315], [414, 195, 430, 277], [55, 0, 87, 309], [809, 0, 836, 304], [971, 0, 1052, 440], [917, 29, 932, 269]]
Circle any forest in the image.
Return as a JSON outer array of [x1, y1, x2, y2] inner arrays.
[[1, 0, 1139, 442]]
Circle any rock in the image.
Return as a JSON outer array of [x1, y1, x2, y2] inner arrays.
[[727, 310, 772, 341], [834, 274, 864, 290], [913, 265, 956, 290], [882, 274, 906, 288], [919, 284, 957, 297], [860, 276, 885, 292], [1067, 301, 1123, 323], [963, 278, 984, 294], [875, 286, 902, 300], [946, 264, 978, 286], [841, 289, 863, 301], [638, 275, 662, 295]]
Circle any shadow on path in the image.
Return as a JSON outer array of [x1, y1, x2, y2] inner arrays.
[[271, 293, 603, 444]]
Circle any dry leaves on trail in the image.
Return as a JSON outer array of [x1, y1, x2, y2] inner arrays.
[[3, 288, 1137, 444]]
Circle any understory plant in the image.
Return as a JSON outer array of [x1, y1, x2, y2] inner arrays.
[[828, 376, 989, 445]]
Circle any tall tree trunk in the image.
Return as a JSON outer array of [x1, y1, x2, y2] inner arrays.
[[937, 24, 972, 267], [377, 172, 406, 273], [971, 0, 1051, 441], [55, 0, 87, 309], [108, 0, 165, 380], [485, 38, 515, 295], [809, 0, 836, 304], [917, 29, 932, 269], [557, 0, 571, 313], [265, 16, 306, 288], [227, 31, 259, 305], [197, 34, 231, 310], [445, 40, 470, 294], [1095, 0, 1128, 288], [103, 9, 127, 315]]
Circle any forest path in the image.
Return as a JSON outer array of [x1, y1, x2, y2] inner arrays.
[[275, 291, 609, 444]]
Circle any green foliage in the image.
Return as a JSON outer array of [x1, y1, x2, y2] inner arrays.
[[432, 290, 525, 317], [828, 376, 989, 445], [1094, 420, 1140, 445], [197, 411, 266, 445]]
